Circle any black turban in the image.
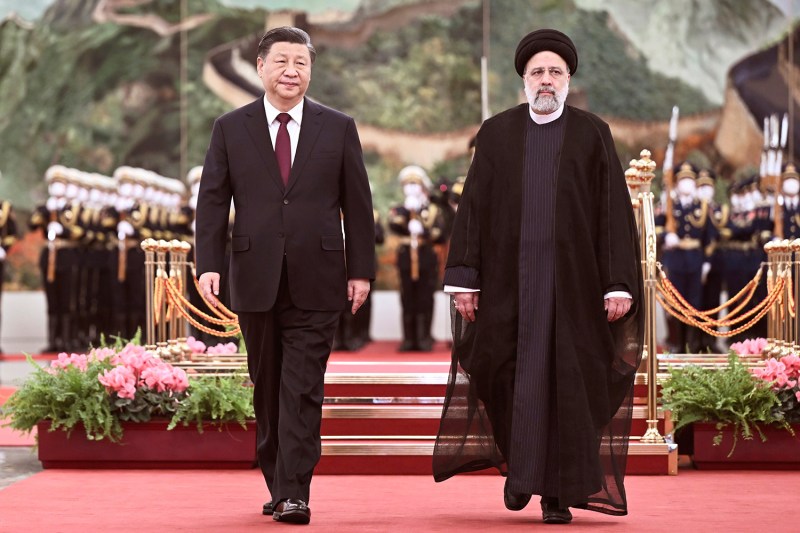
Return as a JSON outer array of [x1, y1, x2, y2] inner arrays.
[[514, 29, 578, 77]]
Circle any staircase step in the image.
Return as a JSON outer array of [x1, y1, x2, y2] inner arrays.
[[316, 437, 677, 475], [320, 404, 668, 436]]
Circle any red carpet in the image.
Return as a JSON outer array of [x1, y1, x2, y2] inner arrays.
[[0, 469, 796, 531]]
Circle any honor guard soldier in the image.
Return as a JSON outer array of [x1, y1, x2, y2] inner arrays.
[[696, 168, 727, 352], [657, 162, 712, 353], [29, 166, 85, 352], [750, 175, 773, 340], [719, 175, 761, 344], [388, 165, 447, 351], [0, 172, 18, 353], [75, 172, 110, 347], [185, 166, 234, 345], [779, 163, 800, 239], [112, 166, 150, 340], [333, 208, 384, 351], [87, 173, 120, 345]]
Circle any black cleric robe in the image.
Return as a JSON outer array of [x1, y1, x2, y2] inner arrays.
[[433, 103, 644, 516]]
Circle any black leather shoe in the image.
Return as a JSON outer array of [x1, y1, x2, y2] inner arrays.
[[262, 501, 273, 515], [273, 499, 311, 525], [541, 501, 572, 524], [503, 479, 531, 511]]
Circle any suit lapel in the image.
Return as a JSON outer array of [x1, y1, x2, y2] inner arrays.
[[286, 98, 324, 195], [243, 97, 285, 192]]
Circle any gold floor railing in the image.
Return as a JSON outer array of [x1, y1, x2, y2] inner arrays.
[[626, 150, 664, 443], [140, 238, 241, 365]]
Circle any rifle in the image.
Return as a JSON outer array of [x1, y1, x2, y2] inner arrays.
[[118, 211, 127, 282], [47, 209, 57, 283], [663, 106, 679, 233]]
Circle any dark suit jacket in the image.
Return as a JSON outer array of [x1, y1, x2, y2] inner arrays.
[[195, 97, 375, 312]]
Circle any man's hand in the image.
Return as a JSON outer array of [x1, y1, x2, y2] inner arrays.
[[348, 278, 371, 315], [198, 272, 221, 308], [605, 296, 632, 322], [453, 292, 479, 322]]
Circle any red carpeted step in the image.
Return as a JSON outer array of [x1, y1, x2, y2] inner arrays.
[[321, 405, 443, 436], [316, 438, 676, 475]]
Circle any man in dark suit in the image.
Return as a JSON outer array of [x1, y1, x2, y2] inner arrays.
[[195, 26, 375, 525]]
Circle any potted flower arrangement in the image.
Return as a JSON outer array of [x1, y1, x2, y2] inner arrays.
[[1, 337, 255, 468], [661, 342, 799, 469]]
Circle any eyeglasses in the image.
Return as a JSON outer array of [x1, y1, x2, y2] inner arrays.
[[526, 67, 567, 80]]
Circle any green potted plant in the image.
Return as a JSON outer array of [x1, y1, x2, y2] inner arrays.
[[661, 350, 798, 468], [1, 338, 255, 468]]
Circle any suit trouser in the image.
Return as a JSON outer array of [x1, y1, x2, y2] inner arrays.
[[237, 264, 340, 504]]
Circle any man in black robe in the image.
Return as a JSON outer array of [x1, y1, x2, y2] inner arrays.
[[433, 29, 643, 524]]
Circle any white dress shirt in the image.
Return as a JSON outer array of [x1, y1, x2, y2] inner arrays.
[[263, 96, 303, 165]]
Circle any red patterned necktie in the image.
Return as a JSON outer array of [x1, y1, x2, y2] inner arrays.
[[275, 112, 292, 185]]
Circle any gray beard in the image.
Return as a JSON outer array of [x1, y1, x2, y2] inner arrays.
[[525, 83, 569, 115]]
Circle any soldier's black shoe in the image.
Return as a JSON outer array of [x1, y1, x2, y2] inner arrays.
[[398, 339, 417, 352], [503, 479, 531, 511], [541, 500, 572, 524], [262, 501, 273, 515]]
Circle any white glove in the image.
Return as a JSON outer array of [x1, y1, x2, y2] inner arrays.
[[404, 195, 422, 212], [664, 232, 680, 249], [117, 221, 135, 237], [46, 197, 59, 211], [0, 247, 6, 261], [408, 219, 424, 236], [47, 221, 64, 236], [190, 219, 196, 235], [701, 262, 711, 284]]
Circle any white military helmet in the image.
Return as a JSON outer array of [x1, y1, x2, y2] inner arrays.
[[397, 165, 433, 192]]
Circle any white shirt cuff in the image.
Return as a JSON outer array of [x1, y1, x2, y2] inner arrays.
[[604, 291, 632, 300], [443, 285, 480, 294]]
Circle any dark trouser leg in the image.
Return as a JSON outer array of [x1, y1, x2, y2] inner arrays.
[[398, 247, 418, 351], [399, 311, 416, 351], [699, 264, 723, 352], [239, 310, 282, 498], [238, 266, 339, 504], [415, 247, 438, 351]]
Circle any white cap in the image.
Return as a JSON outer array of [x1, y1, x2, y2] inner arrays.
[[397, 165, 433, 191]]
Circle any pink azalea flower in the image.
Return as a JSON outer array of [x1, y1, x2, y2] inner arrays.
[[89, 347, 117, 362], [780, 354, 800, 379], [754, 338, 768, 353], [50, 353, 88, 372], [98, 366, 137, 399], [206, 342, 238, 355], [730, 337, 768, 356], [171, 367, 189, 392], [186, 336, 206, 354]]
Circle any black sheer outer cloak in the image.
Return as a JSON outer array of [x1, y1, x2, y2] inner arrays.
[[433, 104, 644, 516]]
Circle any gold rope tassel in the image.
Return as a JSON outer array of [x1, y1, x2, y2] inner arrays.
[[656, 277, 785, 338], [162, 276, 240, 339], [657, 264, 761, 323], [165, 286, 241, 338]]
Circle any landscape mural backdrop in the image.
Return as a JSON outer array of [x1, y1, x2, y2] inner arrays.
[[0, 0, 797, 289]]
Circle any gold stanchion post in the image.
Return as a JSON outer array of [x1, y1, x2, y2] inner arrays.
[[626, 150, 664, 443], [793, 239, 800, 352], [141, 239, 158, 351], [154, 240, 171, 359]]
